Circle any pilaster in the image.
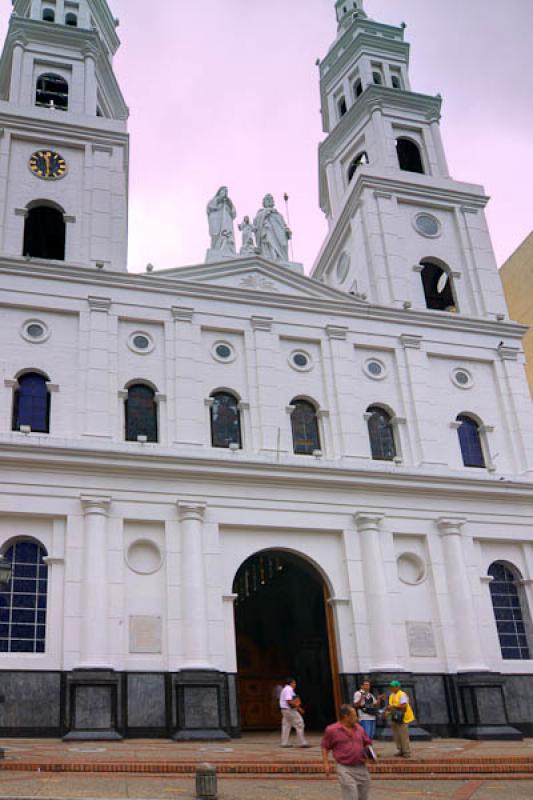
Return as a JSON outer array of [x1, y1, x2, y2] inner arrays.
[[177, 501, 211, 669]]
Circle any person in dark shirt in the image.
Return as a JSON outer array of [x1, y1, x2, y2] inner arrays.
[[321, 704, 372, 799]]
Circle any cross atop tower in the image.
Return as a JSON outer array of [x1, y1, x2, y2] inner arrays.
[[335, 0, 367, 33]]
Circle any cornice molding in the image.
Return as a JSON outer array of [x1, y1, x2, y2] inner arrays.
[[0, 258, 525, 342], [2, 439, 533, 503]]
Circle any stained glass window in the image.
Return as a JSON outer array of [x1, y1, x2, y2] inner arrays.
[[489, 562, 531, 660], [125, 384, 158, 442], [0, 540, 48, 653], [12, 372, 50, 433], [210, 392, 242, 449], [291, 399, 320, 455], [367, 406, 396, 461], [457, 414, 485, 468]]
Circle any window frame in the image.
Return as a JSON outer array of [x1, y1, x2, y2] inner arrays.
[[124, 382, 159, 443], [456, 413, 486, 468], [35, 72, 69, 111], [488, 561, 533, 661], [289, 397, 321, 456], [0, 539, 48, 655], [12, 371, 51, 434], [209, 391, 243, 450], [366, 404, 398, 462]]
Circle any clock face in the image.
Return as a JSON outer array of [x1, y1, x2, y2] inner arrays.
[[29, 150, 67, 180]]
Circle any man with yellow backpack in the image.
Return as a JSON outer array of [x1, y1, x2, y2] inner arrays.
[[384, 680, 415, 758]]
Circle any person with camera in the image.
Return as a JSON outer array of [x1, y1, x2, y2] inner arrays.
[[383, 680, 415, 758], [353, 679, 383, 739]]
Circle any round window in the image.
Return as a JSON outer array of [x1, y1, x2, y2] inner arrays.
[[133, 335, 150, 350], [20, 319, 49, 343], [414, 213, 441, 238], [452, 368, 473, 389], [216, 344, 232, 360], [363, 358, 386, 380], [128, 331, 154, 354], [336, 252, 351, 283], [212, 341, 236, 362], [290, 351, 313, 371]]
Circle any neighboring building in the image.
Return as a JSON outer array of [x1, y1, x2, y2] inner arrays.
[[1, 0, 533, 741], [500, 233, 533, 398]]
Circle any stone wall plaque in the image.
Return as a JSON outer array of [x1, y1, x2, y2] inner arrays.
[[129, 615, 162, 654], [406, 622, 437, 657], [183, 686, 219, 729]]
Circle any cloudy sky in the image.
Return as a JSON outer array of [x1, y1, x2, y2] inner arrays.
[[1, 0, 532, 273]]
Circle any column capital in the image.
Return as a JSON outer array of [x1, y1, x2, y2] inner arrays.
[[399, 334, 423, 350], [251, 315, 274, 331], [88, 296, 111, 313], [436, 516, 466, 536], [171, 306, 194, 323], [325, 324, 348, 340], [177, 501, 207, 522], [80, 495, 111, 515], [354, 512, 384, 532], [497, 343, 520, 362]]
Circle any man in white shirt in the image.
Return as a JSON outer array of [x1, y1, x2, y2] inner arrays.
[[279, 677, 309, 747]]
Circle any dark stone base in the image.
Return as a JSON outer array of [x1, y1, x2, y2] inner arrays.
[[63, 730, 123, 742], [0, 669, 532, 740], [172, 729, 230, 741], [340, 671, 527, 741], [461, 725, 524, 741]]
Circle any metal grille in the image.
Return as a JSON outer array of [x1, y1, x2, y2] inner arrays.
[[0, 541, 48, 653], [489, 562, 531, 660]]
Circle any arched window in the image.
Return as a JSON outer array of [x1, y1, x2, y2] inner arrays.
[[210, 392, 242, 449], [420, 261, 456, 311], [290, 399, 321, 455], [337, 96, 348, 118], [65, 12, 78, 26], [125, 384, 158, 442], [12, 372, 50, 433], [456, 414, 485, 468], [348, 151, 369, 182], [0, 540, 48, 653], [354, 78, 363, 98], [35, 73, 68, 111], [23, 205, 66, 261], [367, 405, 396, 461], [42, 8, 55, 22], [488, 562, 532, 660], [396, 137, 424, 174]]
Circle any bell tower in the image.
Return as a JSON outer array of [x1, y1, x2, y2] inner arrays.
[[0, 0, 129, 270], [312, 2, 506, 320]]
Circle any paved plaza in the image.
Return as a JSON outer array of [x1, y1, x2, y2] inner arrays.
[[1, 735, 533, 799]]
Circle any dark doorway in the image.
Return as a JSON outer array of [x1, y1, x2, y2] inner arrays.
[[233, 550, 338, 731], [23, 206, 65, 260]]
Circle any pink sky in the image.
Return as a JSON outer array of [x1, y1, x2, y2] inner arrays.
[[1, 0, 532, 274]]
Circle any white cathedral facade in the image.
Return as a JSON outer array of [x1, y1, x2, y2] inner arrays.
[[0, 0, 533, 740]]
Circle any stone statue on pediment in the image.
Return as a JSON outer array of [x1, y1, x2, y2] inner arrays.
[[254, 194, 291, 263], [238, 216, 256, 255], [206, 186, 237, 262]]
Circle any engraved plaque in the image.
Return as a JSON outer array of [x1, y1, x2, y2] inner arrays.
[[129, 615, 162, 654], [406, 621, 437, 657]]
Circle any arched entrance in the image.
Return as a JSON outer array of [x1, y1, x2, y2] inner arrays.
[[232, 550, 339, 731]]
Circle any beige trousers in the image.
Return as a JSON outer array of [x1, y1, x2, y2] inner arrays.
[[391, 721, 411, 756], [280, 708, 307, 746], [336, 763, 371, 800]]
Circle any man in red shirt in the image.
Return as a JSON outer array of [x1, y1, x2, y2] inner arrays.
[[321, 704, 372, 800]]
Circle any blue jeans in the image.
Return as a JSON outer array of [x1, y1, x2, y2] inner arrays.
[[359, 718, 376, 739]]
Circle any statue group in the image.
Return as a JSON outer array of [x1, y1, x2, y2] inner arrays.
[[206, 188, 292, 264]]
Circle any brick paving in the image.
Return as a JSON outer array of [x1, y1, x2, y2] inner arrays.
[[1, 734, 533, 798]]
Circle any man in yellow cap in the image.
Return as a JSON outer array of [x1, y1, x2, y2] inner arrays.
[[384, 680, 415, 758]]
